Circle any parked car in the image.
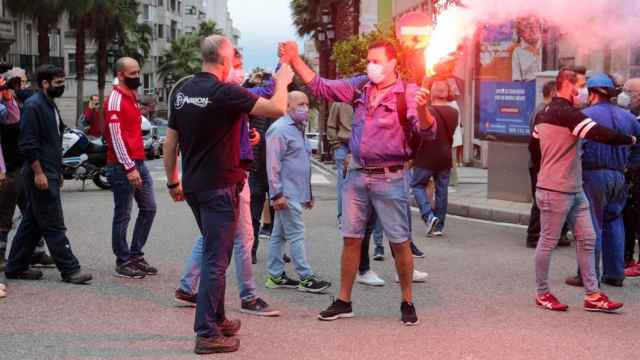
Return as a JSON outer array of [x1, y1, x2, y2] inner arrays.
[[142, 116, 161, 159], [306, 132, 319, 154], [155, 120, 168, 156]]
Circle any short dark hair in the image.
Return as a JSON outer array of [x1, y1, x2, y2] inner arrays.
[[234, 49, 242, 59], [542, 81, 556, 98], [89, 94, 98, 100], [35, 64, 65, 89], [572, 66, 587, 76], [368, 40, 397, 60], [556, 69, 576, 91]]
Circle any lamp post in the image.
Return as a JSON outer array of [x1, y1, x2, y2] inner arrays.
[[316, 6, 335, 162]]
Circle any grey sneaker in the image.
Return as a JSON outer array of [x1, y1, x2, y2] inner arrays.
[[114, 261, 146, 279], [240, 297, 280, 316], [62, 271, 93, 285]]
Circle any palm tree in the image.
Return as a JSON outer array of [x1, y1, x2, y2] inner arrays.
[[90, 0, 140, 114], [6, 0, 66, 64], [157, 21, 224, 82], [290, 0, 321, 38], [157, 36, 200, 82], [66, 0, 96, 125], [115, 22, 153, 68]]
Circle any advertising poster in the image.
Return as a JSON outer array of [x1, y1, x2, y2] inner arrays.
[[476, 18, 542, 142]]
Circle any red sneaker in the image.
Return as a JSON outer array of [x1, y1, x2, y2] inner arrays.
[[584, 292, 623, 313], [624, 264, 640, 277], [536, 292, 569, 311]]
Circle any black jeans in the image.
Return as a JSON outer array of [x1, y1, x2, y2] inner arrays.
[[186, 184, 239, 338], [526, 167, 568, 246], [249, 172, 273, 257], [5, 172, 80, 277], [623, 169, 640, 263]]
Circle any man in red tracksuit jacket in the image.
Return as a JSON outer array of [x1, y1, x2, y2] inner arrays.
[[104, 57, 157, 279]]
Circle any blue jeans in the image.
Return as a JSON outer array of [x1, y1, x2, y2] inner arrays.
[[185, 184, 240, 338], [107, 161, 157, 265], [179, 179, 257, 301], [411, 166, 450, 231], [267, 200, 313, 279], [535, 189, 598, 295], [334, 144, 349, 224], [372, 217, 383, 247], [582, 170, 627, 281], [342, 168, 410, 243]]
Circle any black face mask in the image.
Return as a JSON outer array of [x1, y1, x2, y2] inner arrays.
[[47, 85, 65, 98], [16, 89, 33, 102], [124, 76, 141, 90]]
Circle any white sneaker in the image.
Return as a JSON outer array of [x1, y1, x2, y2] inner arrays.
[[357, 270, 385, 286], [430, 230, 443, 237], [0, 283, 6, 298], [395, 270, 429, 283], [425, 216, 439, 236], [0, 283, 5, 291]]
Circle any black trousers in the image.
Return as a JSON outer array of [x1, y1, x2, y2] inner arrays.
[[526, 167, 569, 246], [5, 173, 80, 276], [249, 172, 274, 257], [623, 169, 640, 263]]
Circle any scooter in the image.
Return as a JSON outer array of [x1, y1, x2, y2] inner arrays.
[[61, 128, 111, 190]]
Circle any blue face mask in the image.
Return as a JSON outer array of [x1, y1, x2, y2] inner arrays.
[[289, 105, 309, 123]]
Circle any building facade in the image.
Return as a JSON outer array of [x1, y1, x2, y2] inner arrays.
[[0, 0, 238, 124]]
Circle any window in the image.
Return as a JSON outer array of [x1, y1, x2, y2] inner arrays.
[[143, 4, 150, 21], [157, 24, 164, 39], [143, 73, 151, 89], [157, 0, 163, 7], [170, 20, 177, 42], [170, 0, 176, 12], [68, 53, 76, 74], [177, 1, 181, 15], [25, 23, 32, 54]]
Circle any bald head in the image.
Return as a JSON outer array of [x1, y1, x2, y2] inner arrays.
[[115, 57, 140, 86], [201, 35, 233, 65], [624, 78, 640, 93], [288, 91, 309, 111]]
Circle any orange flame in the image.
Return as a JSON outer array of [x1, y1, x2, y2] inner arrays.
[[423, 7, 473, 76]]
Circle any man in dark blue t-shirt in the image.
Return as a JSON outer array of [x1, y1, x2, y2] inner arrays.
[[163, 35, 293, 355]]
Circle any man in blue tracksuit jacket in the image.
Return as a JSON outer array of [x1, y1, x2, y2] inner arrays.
[[571, 73, 640, 286]]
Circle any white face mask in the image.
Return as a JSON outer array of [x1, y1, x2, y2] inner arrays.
[[576, 87, 589, 106], [230, 68, 245, 85], [366, 63, 385, 84], [617, 92, 631, 108]]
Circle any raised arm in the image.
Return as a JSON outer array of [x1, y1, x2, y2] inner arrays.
[[280, 41, 365, 103], [249, 64, 293, 119]]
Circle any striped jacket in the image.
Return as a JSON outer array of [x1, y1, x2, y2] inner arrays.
[[103, 86, 145, 172]]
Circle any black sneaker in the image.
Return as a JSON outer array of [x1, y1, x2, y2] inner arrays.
[[265, 272, 300, 289], [298, 275, 331, 293], [411, 243, 425, 258], [175, 288, 197, 307], [30, 252, 56, 268], [194, 335, 240, 354], [240, 297, 281, 316], [132, 257, 158, 275], [5, 269, 43, 280], [401, 301, 419, 326], [61, 271, 92, 285], [251, 253, 257, 265], [318, 298, 354, 321], [602, 277, 624, 287], [283, 254, 291, 263], [373, 246, 385, 261], [114, 261, 146, 279]]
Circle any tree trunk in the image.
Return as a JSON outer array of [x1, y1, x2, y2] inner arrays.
[[97, 34, 108, 133], [36, 16, 50, 65], [75, 17, 87, 128]]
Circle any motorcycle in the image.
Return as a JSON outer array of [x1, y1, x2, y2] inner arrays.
[[61, 128, 111, 190]]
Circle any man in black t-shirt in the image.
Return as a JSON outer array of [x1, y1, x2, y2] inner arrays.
[[163, 35, 293, 355], [411, 80, 458, 237]]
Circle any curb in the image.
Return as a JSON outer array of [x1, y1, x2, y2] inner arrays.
[[312, 158, 530, 226]]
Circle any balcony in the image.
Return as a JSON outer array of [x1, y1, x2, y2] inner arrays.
[[3, 53, 65, 77], [0, 18, 16, 57]]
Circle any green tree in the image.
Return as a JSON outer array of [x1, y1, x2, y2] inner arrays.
[[115, 22, 153, 68], [289, 0, 321, 38], [66, 0, 96, 125], [90, 0, 141, 121], [157, 21, 224, 82], [6, 0, 66, 64]]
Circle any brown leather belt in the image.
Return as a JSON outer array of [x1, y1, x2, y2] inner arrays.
[[361, 165, 404, 174]]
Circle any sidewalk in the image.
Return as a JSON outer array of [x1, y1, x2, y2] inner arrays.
[[312, 159, 531, 226]]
